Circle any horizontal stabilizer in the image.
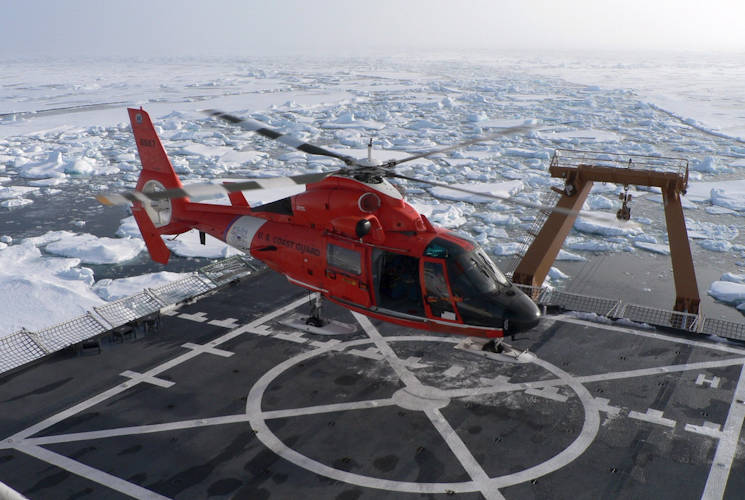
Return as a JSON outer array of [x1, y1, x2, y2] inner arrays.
[[133, 207, 170, 264]]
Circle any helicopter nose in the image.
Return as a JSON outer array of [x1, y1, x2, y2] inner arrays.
[[505, 292, 541, 333]]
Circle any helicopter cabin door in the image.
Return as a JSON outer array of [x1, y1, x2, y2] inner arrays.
[[325, 238, 371, 307], [421, 257, 461, 323]]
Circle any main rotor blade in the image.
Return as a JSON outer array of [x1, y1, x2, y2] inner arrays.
[[204, 109, 360, 167], [96, 171, 335, 206], [382, 125, 533, 168], [387, 172, 596, 220]]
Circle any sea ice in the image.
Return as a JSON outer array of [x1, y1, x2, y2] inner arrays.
[[556, 249, 586, 261], [634, 241, 670, 255], [429, 180, 523, 203], [708, 280, 745, 305], [0, 242, 104, 336], [43, 233, 145, 264], [165, 229, 242, 259], [699, 240, 733, 253], [92, 271, 188, 301], [574, 211, 642, 237]]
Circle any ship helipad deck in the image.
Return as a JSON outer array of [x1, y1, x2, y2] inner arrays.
[[1, 271, 744, 499]]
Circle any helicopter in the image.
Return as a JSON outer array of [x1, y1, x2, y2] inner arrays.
[[98, 107, 545, 344]]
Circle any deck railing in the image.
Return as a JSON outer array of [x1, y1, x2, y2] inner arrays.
[[0, 255, 265, 376]]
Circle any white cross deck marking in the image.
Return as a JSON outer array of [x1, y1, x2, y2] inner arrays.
[[594, 397, 622, 416], [182, 342, 234, 357], [275, 331, 309, 344], [348, 346, 384, 361], [627, 408, 676, 428], [685, 421, 723, 439], [120, 370, 175, 388], [703, 365, 745, 500], [178, 311, 209, 322], [208, 317, 240, 328], [526, 386, 568, 402], [696, 373, 721, 389], [308, 338, 343, 349], [402, 356, 427, 369], [480, 375, 511, 386]]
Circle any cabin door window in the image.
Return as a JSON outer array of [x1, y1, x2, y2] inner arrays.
[[422, 258, 460, 322], [373, 250, 424, 316], [325, 241, 370, 307]]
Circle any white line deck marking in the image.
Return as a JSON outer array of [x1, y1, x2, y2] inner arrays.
[[4, 384, 132, 444], [703, 365, 745, 500], [426, 408, 505, 500], [353, 313, 424, 390], [17, 444, 169, 500], [182, 342, 234, 357], [263, 399, 396, 420], [554, 315, 745, 356], [120, 370, 175, 388], [23, 414, 254, 446]]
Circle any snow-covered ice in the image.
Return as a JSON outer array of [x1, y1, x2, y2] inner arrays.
[[0, 241, 104, 334], [92, 271, 188, 301]]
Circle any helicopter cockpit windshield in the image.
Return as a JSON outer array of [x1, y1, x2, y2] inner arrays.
[[423, 237, 509, 297]]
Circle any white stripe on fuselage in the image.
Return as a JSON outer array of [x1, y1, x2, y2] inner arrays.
[[225, 216, 267, 254]]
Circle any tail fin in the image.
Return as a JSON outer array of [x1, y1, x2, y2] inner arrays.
[[128, 108, 189, 264]]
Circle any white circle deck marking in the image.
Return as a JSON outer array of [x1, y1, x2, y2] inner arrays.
[[245, 335, 600, 495]]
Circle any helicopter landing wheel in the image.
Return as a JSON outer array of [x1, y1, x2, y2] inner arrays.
[[306, 292, 328, 328], [482, 339, 505, 353]]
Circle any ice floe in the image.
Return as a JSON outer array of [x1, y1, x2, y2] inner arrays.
[[0, 241, 104, 335], [92, 271, 188, 301]]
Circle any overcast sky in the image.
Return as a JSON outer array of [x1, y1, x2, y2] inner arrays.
[[2, 0, 744, 59]]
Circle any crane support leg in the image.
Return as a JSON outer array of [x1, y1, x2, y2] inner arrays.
[[513, 178, 593, 291], [663, 185, 700, 314]]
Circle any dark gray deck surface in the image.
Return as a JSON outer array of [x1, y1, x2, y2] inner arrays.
[[2, 270, 745, 499]]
